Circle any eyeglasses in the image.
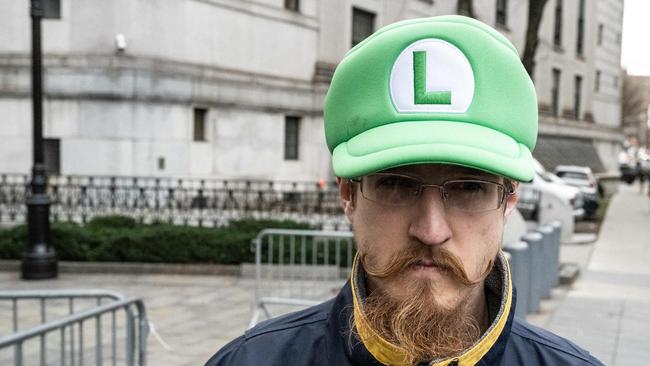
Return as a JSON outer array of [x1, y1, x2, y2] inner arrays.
[[351, 173, 514, 212]]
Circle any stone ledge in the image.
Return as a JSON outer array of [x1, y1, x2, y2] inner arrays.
[[559, 262, 581, 285], [0, 260, 241, 276]]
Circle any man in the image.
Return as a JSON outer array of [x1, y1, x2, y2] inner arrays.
[[206, 15, 603, 365]]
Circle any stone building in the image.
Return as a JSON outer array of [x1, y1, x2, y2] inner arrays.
[[0, 0, 624, 180]]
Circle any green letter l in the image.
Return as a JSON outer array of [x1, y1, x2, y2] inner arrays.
[[413, 51, 452, 105]]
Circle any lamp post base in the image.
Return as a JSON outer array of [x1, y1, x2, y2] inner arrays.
[[21, 249, 58, 279]]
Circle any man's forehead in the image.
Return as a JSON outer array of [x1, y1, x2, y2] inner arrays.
[[380, 164, 501, 180]]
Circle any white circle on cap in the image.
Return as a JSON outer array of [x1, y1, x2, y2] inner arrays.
[[390, 39, 474, 113]]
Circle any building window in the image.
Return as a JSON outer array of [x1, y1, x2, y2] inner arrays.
[[284, 0, 299, 12], [595, 70, 601, 92], [574, 75, 583, 119], [553, 0, 563, 47], [44, 138, 61, 175], [193, 107, 207, 142], [597, 24, 604, 45], [552, 68, 561, 117], [576, 0, 585, 56], [496, 0, 508, 27], [352, 7, 375, 47], [42, 0, 61, 19], [614, 75, 619, 88], [457, 0, 475, 17], [284, 116, 300, 160], [158, 157, 165, 171]]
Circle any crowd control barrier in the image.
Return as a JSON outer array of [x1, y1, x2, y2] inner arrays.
[[0, 290, 148, 366], [249, 229, 355, 328]]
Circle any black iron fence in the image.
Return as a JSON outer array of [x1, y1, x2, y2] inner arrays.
[[0, 174, 349, 229]]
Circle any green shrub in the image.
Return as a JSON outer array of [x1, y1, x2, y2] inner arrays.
[[0, 225, 26, 258], [51, 222, 101, 260], [0, 217, 313, 264], [87, 215, 137, 230]]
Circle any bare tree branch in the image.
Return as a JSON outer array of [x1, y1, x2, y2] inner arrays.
[[622, 71, 650, 125], [522, 0, 549, 79]]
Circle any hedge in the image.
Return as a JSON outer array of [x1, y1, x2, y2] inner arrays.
[[0, 216, 312, 265]]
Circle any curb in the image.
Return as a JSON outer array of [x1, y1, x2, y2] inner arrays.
[[0, 260, 242, 276]]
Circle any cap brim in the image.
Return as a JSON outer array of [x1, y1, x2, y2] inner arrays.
[[332, 121, 534, 181]]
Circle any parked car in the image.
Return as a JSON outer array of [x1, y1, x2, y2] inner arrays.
[[517, 159, 584, 242], [532, 160, 585, 219], [554, 165, 600, 219]]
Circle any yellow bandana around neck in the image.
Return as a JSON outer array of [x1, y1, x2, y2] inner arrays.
[[350, 251, 513, 366]]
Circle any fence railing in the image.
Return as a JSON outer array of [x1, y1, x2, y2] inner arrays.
[[0, 174, 348, 229], [249, 229, 355, 328], [0, 290, 148, 366]]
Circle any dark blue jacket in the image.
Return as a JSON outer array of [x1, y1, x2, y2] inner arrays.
[[206, 280, 603, 366]]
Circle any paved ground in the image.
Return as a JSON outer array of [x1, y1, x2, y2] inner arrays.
[[1, 182, 649, 365], [528, 182, 650, 365], [0, 273, 257, 365]]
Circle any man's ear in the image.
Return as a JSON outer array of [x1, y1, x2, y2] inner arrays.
[[337, 177, 355, 219], [504, 181, 519, 218]]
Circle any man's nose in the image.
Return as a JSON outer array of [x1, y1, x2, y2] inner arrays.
[[407, 187, 452, 246]]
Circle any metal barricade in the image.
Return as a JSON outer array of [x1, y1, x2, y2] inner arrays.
[[249, 229, 355, 328], [0, 290, 148, 366]]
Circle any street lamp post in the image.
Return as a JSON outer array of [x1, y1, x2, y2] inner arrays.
[[22, 0, 57, 279]]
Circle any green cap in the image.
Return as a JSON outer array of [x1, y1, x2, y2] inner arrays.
[[324, 15, 538, 181]]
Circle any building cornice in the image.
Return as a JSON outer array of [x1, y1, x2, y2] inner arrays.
[[539, 116, 625, 143], [0, 53, 315, 89], [0, 54, 326, 115], [193, 0, 319, 31]]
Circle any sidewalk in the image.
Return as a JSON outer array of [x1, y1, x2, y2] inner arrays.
[[531, 183, 650, 365]]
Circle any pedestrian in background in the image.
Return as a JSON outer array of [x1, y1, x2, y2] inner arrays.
[[636, 159, 645, 194]]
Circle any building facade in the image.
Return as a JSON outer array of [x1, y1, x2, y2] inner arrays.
[[0, 0, 625, 180]]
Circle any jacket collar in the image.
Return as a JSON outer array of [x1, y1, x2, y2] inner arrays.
[[339, 250, 515, 366]]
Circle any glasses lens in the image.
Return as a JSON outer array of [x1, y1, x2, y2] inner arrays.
[[444, 180, 504, 212], [362, 174, 420, 205]]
